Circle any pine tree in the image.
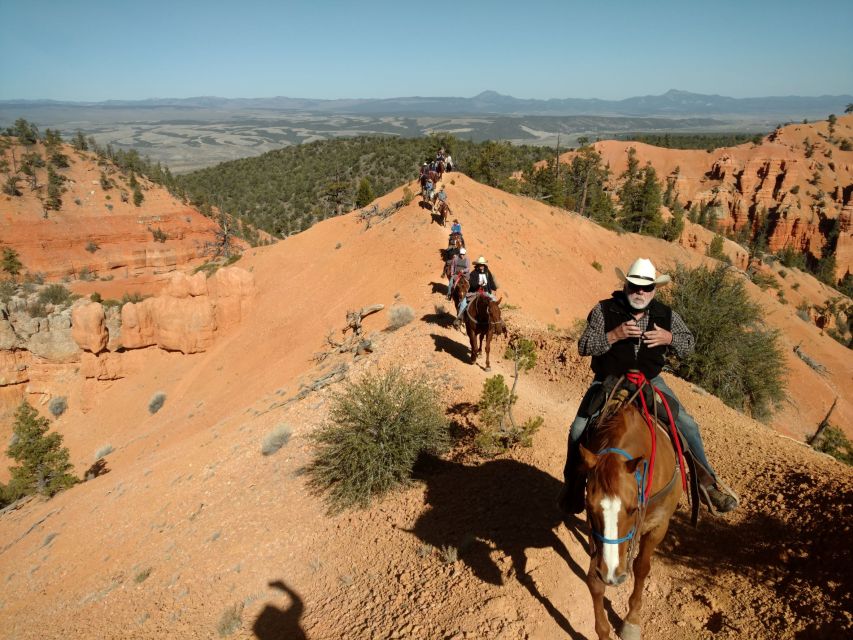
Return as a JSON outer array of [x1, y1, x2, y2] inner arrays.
[[2, 247, 23, 276], [355, 177, 375, 208], [7, 401, 77, 498], [662, 201, 686, 241]]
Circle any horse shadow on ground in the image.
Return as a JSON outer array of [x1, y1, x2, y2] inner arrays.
[[429, 281, 450, 296], [430, 211, 446, 226], [408, 454, 620, 639], [252, 580, 307, 640], [430, 333, 471, 364], [657, 469, 853, 638], [419, 200, 433, 211], [422, 312, 453, 329]]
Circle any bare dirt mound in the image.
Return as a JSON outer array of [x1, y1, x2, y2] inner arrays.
[[0, 172, 851, 639]]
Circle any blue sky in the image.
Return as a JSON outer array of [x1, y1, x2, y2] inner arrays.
[[1, 0, 851, 101]]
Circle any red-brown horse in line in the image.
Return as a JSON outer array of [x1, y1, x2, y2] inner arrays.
[[579, 401, 682, 640], [463, 292, 506, 371], [449, 271, 469, 313], [435, 200, 451, 226]]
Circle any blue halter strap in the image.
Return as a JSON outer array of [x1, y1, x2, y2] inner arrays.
[[589, 447, 648, 546]]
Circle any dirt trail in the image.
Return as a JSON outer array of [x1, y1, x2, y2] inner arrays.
[[0, 173, 851, 639]]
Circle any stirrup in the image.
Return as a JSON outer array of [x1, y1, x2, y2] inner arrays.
[[699, 485, 738, 515]]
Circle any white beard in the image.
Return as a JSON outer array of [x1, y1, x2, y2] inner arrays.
[[627, 295, 650, 311]]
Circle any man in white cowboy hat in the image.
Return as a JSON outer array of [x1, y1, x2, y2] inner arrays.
[[559, 257, 738, 515], [454, 256, 498, 328]]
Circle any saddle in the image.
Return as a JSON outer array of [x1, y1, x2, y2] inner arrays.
[[584, 375, 679, 428], [581, 374, 702, 524]]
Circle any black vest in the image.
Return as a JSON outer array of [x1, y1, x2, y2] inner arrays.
[[591, 293, 673, 380]]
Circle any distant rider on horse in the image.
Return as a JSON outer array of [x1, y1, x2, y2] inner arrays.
[[450, 219, 461, 235], [446, 247, 470, 300], [435, 185, 448, 205], [454, 256, 499, 329], [559, 258, 738, 516]]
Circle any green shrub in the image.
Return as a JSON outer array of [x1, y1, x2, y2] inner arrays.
[[6, 400, 78, 498], [306, 368, 449, 512], [0, 279, 16, 302], [591, 261, 603, 272], [148, 392, 166, 415], [85, 241, 100, 253], [660, 263, 786, 420], [706, 234, 730, 263], [38, 283, 73, 306], [151, 227, 167, 243], [94, 444, 113, 460], [387, 305, 415, 330], [261, 424, 291, 456], [48, 397, 67, 417], [26, 301, 49, 318], [813, 426, 853, 465], [217, 602, 244, 637], [90, 292, 103, 303], [750, 270, 781, 291], [402, 186, 414, 206], [475, 367, 542, 455]]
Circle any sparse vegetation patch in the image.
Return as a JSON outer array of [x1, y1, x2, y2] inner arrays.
[[261, 424, 291, 456], [148, 392, 167, 415], [307, 368, 449, 512]]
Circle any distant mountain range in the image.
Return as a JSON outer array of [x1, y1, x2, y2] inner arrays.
[[3, 90, 851, 118]]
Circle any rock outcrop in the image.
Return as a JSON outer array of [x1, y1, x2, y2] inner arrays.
[[118, 268, 255, 354]]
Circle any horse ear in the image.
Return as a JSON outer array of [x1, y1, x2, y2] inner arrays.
[[496, 297, 502, 305], [579, 444, 598, 471], [625, 456, 645, 474]]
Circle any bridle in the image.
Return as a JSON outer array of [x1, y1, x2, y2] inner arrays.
[[588, 442, 677, 571]]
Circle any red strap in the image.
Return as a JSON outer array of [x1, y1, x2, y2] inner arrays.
[[625, 372, 688, 499]]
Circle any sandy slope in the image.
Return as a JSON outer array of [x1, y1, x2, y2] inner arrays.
[[0, 173, 851, 639]]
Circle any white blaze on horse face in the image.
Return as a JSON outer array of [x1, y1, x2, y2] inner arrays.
[[600, 496, 622, 582]]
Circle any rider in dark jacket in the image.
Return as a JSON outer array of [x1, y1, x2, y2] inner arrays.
[[559, 258, 738, 516], [455, 257, 498, 327]]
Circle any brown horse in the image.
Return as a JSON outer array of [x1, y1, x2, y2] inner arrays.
[[435, 200, 451, 226], [449, 270, 469, 312], [434, 159, 446, 180], [578, 400, 682, 640], [463, 292, 506, 370]]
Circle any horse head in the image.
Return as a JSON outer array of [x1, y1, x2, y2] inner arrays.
[[580, 444, 645, 586], [488, 297, 507, 336]]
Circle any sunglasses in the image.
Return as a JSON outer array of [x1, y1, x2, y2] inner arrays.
[[627, 282, 656, 293]]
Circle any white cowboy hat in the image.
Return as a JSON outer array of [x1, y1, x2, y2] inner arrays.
[[615, 258, 670, 286], [475, 256, 488, 266]]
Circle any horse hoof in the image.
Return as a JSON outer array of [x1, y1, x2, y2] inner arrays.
[[619, 622, 641, 640]]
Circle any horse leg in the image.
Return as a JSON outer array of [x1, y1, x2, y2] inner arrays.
[[483, 332, 491, 371], [620, 526, 667, 640], [587, 563, 612, 640], [468, 328, 478, 363]]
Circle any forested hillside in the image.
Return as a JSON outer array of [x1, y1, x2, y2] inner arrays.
[[174, 136, 553, 238]]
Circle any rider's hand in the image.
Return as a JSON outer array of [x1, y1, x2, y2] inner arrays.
[[607, 320, 643, 344], [642, 323, 673, 348]]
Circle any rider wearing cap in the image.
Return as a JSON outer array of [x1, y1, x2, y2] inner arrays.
[[559, 258, 738, 516], [454, 256, 499, 328], [446, 247, 470, 300]]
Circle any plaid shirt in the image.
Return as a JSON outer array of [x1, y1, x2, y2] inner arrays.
[[578, 302, 694, 359]]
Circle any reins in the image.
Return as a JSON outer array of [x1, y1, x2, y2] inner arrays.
[[465, 291, 503, 330], [625, 372, 687, 497]]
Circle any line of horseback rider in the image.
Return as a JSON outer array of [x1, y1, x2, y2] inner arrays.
[[443, 225, 499, 330]]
